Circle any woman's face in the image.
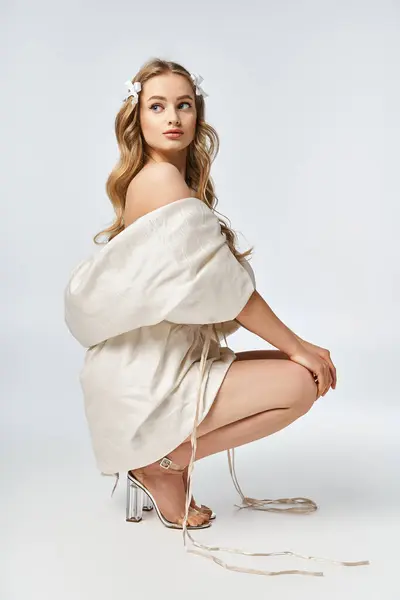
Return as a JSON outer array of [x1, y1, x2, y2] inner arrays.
[[139, 73, 197, 157]]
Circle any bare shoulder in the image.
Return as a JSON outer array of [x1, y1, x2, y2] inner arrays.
[[124, 163, 193, 227]]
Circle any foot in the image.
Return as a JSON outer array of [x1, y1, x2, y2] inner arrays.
[[182, 465, 213, 518], [129, 463, 211, 527]]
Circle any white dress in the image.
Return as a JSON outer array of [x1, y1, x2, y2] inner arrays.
[[64, 197, 256, 474], [64, 196, 369, 577]]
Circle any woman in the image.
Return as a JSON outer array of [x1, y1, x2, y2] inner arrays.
[[64, 58, 369, 577]]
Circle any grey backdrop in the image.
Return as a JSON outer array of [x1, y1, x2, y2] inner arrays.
[[2, 0, 399, 598]]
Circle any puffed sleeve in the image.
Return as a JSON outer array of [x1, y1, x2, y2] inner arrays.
[[64, 197, 256, 347], [157, 199, 255, 325]]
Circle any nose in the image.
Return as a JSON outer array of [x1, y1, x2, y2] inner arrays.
[[166, 108, 180, 124]]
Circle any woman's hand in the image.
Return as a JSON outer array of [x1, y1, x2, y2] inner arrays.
[[296, 338, 337, 390], [288, 340, 335, 399]]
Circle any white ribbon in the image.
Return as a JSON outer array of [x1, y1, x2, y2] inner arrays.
[[190, 73, 208, 98], [124, 80, 142, 106]]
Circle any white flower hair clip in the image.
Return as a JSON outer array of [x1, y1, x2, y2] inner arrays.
[[123, 72, 208, 107], [190, 73, 208, 98], [124, 80, 142, 106]]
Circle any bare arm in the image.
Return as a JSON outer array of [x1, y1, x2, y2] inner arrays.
[[235, 290, 303, 357]]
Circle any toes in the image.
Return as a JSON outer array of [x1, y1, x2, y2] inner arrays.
[[188, 514, 208, 526], [189, 509, 210, 526], [178, 509, 210, 527], [200, 504, 213, 515], [190, 500, 212, 516], [194, 504, 212, 517]]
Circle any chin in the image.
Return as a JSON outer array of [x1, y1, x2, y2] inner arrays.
[[163, 137, 185, 143]]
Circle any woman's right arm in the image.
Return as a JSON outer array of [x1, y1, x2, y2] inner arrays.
[[236, 290, 333, 398], [236, 290, 302, 357]]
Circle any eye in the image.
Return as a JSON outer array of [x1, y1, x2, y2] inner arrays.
[[149, 101, 192, 112], [150, 103, 162, 112]]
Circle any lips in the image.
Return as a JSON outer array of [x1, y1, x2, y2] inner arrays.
[[164, 131, 183, 139], [164, 129, 183, 134]]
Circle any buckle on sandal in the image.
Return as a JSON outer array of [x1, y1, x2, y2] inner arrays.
[[160, 457, 172, 469]]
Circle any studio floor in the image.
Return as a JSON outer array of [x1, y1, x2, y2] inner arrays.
[[3, 403, 398, 599]]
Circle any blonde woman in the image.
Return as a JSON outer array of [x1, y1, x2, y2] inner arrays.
[[64, 58, 370, 577]]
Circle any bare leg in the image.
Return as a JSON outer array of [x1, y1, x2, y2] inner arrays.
[[134, 406, 306, 525], [168, 405, 307, 467], [131, 357, 317, 526], [183, 348, 292, 513]]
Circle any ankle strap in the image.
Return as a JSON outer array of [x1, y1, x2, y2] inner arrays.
[[159, 457, 185, 471]]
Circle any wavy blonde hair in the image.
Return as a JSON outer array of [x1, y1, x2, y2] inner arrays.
[[93, 57, 253, 263]]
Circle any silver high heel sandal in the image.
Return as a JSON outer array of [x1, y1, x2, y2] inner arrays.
[[126, 456, 213, 529], [140, 490, 216, 520]]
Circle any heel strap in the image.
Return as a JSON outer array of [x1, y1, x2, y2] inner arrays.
[[159, 456, 185, 472]]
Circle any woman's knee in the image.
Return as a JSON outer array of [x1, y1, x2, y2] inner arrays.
[[186, 358, 317, 442], [288, 363, 317, 413]]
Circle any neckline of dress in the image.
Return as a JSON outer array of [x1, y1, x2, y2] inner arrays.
[[109, 196, 207, 247]]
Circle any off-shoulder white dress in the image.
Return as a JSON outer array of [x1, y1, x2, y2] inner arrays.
[[63, 197, 368, 577], [64, 197, 255, 474]]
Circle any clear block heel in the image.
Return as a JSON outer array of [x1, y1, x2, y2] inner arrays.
[[126, 469, 212, 530], [126, 475, 144, 522], [142, 495, 154, 511]]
